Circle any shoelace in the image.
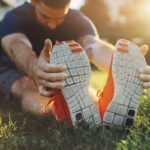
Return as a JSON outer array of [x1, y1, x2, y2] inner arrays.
[[42, 96, 56, 114], [96, 89, 102, 97], [96, 89, 104, 98]]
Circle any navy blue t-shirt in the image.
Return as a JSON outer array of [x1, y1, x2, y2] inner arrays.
[[0, 2, 98, 66]]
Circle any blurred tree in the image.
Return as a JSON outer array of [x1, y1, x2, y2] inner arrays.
[[80, 0, 110, 35]]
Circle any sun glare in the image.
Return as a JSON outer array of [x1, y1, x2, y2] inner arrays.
[[139, 2, 150, 18], [69, 0, 85, 9]]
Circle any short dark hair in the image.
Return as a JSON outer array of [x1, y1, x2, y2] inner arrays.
[[36, 0, 71, 9]]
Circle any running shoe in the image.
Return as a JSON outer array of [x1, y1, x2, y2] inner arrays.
[[43, 41, 102, 127], [97, 39, 147, 129]]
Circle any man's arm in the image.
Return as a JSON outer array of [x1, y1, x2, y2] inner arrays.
[[78, 35, 150, 90], [2, 33, 67, 96], [2, 33, 37, 79], [77, 35, 114, 72]]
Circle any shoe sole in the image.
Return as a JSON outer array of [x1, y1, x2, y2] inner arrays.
[[103, 39, 146, 129], [50, 41, 102, 127]]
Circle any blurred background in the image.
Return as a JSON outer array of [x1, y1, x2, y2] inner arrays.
[[0, 0, 150, 64]]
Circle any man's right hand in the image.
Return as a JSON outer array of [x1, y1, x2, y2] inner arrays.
[[32, 39, 67, 96]]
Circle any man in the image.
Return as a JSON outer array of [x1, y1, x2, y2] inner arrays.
[[0, 0, 150, 125]]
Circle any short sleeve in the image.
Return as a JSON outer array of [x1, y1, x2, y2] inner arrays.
[[65, 10, 99, 40], [0, 11, 25, 38]]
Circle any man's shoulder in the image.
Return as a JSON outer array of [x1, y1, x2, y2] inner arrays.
[[63, 9, 98, 40], [0, 2, 34, 38], [68, 9, 84, 18], [5, 2, 32, 19], [66, 9, 91, 23]]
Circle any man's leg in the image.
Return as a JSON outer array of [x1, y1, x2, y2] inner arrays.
[[11, 76, 51, 114]]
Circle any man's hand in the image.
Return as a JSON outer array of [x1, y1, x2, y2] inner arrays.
[[139, 44, 150, 90], [32, 39, 67, 96]]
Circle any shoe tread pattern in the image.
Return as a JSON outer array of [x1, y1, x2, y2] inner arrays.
[[50, 41, 102, 127], [103, 39, 146, 128]]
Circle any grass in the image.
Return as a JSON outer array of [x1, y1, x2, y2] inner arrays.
[[90, 67, 108, 90], [0, 68, 150, 150]]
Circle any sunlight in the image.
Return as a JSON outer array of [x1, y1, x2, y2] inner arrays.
[[69, 0, 85, 9], [139, 2, 150, 19]]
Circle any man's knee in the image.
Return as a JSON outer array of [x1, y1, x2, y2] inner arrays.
[[11, 76, 37, 99]]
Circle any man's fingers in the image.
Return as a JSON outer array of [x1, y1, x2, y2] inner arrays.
[[41, 39, 52, 62], [38, 86, 57, 97], [142, 89, 147, 95], [40, 63, 67, 72], [139, 74, 150, 82], [139, 66, 150, 89], [39, 80, 64, 89], [142, 82, 150, 89], [140, 44, 148, 56], [139, 66, 150, 74], [44, 39, 52, 53], [37, 71, 67, 82]]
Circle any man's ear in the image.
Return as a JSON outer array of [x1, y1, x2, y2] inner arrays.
[[31, 0, 36, 6]]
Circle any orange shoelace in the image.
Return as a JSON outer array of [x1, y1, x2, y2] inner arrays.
[[96, 88, 105, 98], [41, 91, 72, 124], [42, 96, 56, 114], [96, 89, 102, 97]]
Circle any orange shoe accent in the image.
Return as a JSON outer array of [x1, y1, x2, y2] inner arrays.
[[97, 54, 115, 121], [71, 48, 83, 53], [42, 91, 72, 125], [65, 40, 74, 43], [119, 43, 128, 47], [56, 42, 64, 45], [117, 48, 129, 53], [53, 91, 72, 125], [69, 44, 79, 47]]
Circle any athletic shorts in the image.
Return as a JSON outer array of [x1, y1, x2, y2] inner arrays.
[[0, 62, 22, 100]]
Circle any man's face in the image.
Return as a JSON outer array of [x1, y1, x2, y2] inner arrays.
[[33, 1, 69, 30]]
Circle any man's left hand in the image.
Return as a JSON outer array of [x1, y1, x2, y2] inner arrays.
[[139, 44, 150, 89]]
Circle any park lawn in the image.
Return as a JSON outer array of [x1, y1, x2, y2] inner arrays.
[[0, 68, 149, 150]]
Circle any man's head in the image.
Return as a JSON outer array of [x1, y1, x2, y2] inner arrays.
[[31, 0, 71, 30]]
